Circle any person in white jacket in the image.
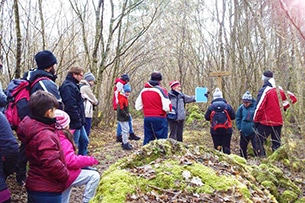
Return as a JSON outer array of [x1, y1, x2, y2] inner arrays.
[[80, 72, 99, 137]]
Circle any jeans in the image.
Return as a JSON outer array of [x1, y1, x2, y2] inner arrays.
[[73, 126, 89, 155], [117, 115, 134, 137], [62, 169, 100, 203], [118, 121, 130, 144], [27, 191, 62, 203], [84, 117, 92, 137], [143, 117, 168, 145]]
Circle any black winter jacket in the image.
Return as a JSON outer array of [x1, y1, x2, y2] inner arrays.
[[59, 74, 86, 129]]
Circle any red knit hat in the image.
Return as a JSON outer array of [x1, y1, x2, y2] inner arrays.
[[169, 81, 180, 89]]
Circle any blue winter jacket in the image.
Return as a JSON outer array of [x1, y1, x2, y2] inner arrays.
[[23, 69, 63, 108], [235, 99, 256, 136]]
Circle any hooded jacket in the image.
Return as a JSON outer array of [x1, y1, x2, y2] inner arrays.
[[80, 80, 98, 118], [23, 69, 62, 106], [113, 78, 128, 110], [57, 129, 98, 188], [17, 116, 69, 192]]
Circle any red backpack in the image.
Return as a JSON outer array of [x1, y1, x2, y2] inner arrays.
[[5, 77, 49, 130], [209, 102, 232, 131]]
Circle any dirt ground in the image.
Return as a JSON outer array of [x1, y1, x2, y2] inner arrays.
[[6, 119, 243, 202]]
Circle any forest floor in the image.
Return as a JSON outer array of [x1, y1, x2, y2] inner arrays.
[[6, 118, 305, 202]]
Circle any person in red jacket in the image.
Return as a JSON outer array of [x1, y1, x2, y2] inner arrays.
[[135, 71, 172, 145], [113, 74, 140, 142], [254, 70, 297, 157], [17, 90, 69, 203]]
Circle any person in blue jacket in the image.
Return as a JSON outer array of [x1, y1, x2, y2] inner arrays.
[[236, 91, 258, 159], [0, 112, 19, 202]]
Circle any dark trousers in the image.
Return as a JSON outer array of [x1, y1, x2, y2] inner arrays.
[[84, 117, 92, 137], [256, 123, 282, 157], [15, 143, 27, 183], [0, 152, 19, 191], [211, 132, 232, 154], [27, 191, 62, 203], [143, 117, 168, 145], [168, 120, 184, 142], [240, 133, 258, 159]]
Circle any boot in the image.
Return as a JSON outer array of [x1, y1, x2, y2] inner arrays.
[[116, 135, 122, 142], [122, 142, 133, 150], [129, 133, 140, 141]]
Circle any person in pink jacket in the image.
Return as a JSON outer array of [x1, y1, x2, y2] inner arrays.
[[54, 109, 100, 203]]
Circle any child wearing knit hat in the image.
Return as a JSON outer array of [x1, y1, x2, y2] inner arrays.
[[236, 91, 258, 159], [54, 109, 100, 203], [117, 84, 134, 150]]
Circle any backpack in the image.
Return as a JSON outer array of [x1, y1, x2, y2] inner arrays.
[[210, 102, 232, 131], [4, 77, 49, 130]]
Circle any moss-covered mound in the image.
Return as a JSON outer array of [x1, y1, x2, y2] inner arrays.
[[91, 139, 304, 203]]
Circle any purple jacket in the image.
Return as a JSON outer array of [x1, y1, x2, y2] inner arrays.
[[17, 116, 69, 193]]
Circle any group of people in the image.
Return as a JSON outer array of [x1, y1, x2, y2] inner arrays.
[[0, 50, 298, 202], [134, 70, 297, 161], [0, 50, 100, 203], [205, 70, 297, 159]]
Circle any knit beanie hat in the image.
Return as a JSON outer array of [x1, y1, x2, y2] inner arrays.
[[262, 70, 273, 81], [55, 109, 70, 129], [121, 74, 130, 82], [213, 88, 223, 99], [35, 50, 57, 70], [150, 71, 162, 81], [169, 81, 180, 89], [242, 91, 252, 102], [123, 83, 131, 92], [84, 72, 95, 82]]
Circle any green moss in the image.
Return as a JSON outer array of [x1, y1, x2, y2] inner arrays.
[[91, 169, 136, 203], [279, 190, 298, 203], [261, 181, 279, 198], [295, 197, 305, 203], [149, 160, 184, 189]]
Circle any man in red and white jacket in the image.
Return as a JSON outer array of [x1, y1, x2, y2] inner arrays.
[[254, 70, 297, 157], [135, 71, 172, 145]]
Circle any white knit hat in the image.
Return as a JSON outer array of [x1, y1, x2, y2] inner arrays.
[[55, 109, 70, 129], [242, 91, 252, 102], [213, 88, 223, 99]]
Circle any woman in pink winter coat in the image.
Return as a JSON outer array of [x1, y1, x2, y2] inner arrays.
[[55, 109, 100, 203]]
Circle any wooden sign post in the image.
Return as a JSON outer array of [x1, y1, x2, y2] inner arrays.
[[209, 71, 231, 91]]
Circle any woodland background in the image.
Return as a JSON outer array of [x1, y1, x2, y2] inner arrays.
[[0, 0, 305, 130]]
